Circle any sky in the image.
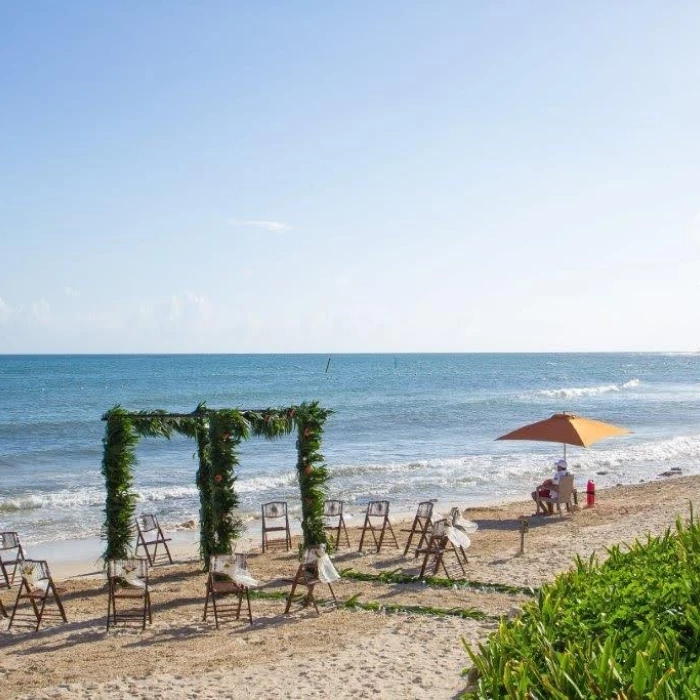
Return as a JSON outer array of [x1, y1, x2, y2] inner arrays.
[[1, 2, 699, 353]]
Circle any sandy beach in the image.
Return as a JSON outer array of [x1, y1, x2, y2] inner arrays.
[[1, 473, 698, 700]]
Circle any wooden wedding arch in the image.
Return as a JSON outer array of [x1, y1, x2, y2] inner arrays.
[[101, 401, 332, 568]]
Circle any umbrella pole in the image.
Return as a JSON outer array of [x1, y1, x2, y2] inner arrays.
[[563, 443, 567, 459]]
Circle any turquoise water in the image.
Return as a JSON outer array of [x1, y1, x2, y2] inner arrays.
[[1, 353, 699, 544]]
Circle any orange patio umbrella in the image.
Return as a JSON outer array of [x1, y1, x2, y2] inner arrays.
[[496, 412, 631, 458]]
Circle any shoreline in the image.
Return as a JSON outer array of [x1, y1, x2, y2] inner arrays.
[[30, 473, 675, 582], [3, 472, 697, 699]]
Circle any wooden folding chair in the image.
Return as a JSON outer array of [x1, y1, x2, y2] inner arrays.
[[358, 500, 399, 553], [323, 500, 350, 549], [402, 501, 434, 556], [285, 546, 338, 615], [261, 501, 292, 552], [106, 558, 152, 631], [134, 514, 173, 566], [9, 559, 67, 632], [417, 520, 466, 580], [0, 531, 26, 588], [204, 553, 257, 628]]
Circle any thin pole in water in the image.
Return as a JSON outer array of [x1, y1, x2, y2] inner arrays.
[[325, 356, 332, 373]]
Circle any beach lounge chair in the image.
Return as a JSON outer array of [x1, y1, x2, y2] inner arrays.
[[9, 559, 67, 632], [323, 500, 350, 549], [536, 474, 576, 518], [285, 545, 339, 615], [402, 501, 434, 557], [204, 553, 257, 627], [261, 501, 292, 552], [106, 558, 152, 631], [358, 500, 399, 553], [0, 531, 26, 588], [134, 514, 173, 566], [417, 519, 466, 580]]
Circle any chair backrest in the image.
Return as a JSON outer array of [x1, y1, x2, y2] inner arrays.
[[303, 544, 326, 566], [210, 553, 248, 575], [557, 475, 575, 502], [0, 531, 21, 552], [323, 500, 344, 518], [416, 502, 434, 520], [137, 514, 158, 533], [262, 502, 287, 520], [107, 558, 149, 581], [431, 519, 447, 538], [366, 500, 389, 518], [19, 559, 50, 590]]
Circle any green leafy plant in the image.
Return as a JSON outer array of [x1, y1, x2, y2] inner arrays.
[[463, 507, 700, 698], [340, 568, 535, 596]]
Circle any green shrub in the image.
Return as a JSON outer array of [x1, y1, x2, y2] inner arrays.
[[463, 509, 700, 698]]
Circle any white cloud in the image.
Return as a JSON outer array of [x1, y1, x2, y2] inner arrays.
[[64, 286, 80, 297], [32, 298, 51, 323], [230, 219, 293, 233], [694, 212, 700, 226]]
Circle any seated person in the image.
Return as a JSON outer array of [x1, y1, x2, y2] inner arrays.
[[531, 459, 570, 515]]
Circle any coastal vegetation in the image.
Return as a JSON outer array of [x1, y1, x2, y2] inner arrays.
[[463, 510, 700, 698]]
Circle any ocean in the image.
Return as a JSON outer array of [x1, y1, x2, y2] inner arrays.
[[1, 353, 700, 546]]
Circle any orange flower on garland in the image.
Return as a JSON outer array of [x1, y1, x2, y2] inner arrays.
[[214, 474, 223, 483], [304, 465, 313, 475]]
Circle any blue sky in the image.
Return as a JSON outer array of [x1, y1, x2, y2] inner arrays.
[[1, 2, 699, 353]]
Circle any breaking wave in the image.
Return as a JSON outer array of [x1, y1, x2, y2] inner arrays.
[[534, 379, 640, 399]]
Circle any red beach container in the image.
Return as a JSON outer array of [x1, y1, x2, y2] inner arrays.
[[586, 480, 595, 507]]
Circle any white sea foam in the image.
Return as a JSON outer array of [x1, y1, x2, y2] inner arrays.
[[533, 378, 640, 399]]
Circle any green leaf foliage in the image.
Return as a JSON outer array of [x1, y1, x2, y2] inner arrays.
[[101, 401, 333, 566], [294, 401, 334, 548], [463, 508, 700, 698]]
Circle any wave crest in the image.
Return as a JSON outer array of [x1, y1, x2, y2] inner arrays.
[[534, 378, 640, 399]]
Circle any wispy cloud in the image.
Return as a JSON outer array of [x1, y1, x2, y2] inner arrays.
[[0, 297, 10, 323], [230, 219, 293, 233]]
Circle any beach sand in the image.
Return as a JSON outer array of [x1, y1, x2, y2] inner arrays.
[[1, 474, 698, 699]]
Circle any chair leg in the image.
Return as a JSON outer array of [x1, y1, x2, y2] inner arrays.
[[358, 515, 370, 552], [0, 561, 10, 589], [212, 588, 220, 629], [246, 588, 253, 624], [327, 583, 338, 607], [236, 591, 244, 620], [50, 581, 67, 623], [341, 517, 350, 547], [284, 578, 299, 614], [203, 579, 212, 622], [403, 520, 417, 556]]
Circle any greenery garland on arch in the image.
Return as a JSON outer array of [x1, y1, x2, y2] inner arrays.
[[101, 401, 333, 567]]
